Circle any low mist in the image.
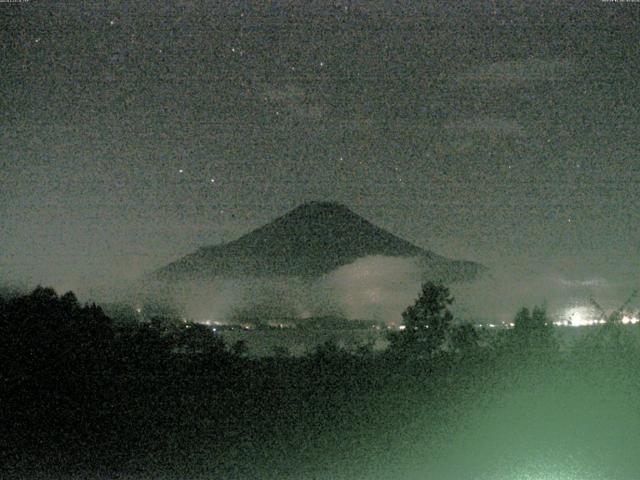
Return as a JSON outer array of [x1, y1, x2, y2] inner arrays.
[[450, 264, 638, 324], [135, 255, 424, 324], [320, 255, 423, 323], [6, 255, 636, 327], [143, 256, 637, 326]]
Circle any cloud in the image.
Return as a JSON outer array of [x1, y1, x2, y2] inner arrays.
[[459, 58, 574, 83], [449, 265, 632, 325], [164, 277, 313, 323], [142, 256, 635, 329], [147, 255, 425, 325], [555, 277, 609, 288], [317, 255, 423, 324]]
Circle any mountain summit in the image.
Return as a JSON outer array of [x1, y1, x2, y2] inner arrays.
[[153, 202, 485, 282]]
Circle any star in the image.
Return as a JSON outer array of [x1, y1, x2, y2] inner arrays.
[[109, 19, 116, 26], [210, 178, 215, 183], [179, 169, 184, 174]]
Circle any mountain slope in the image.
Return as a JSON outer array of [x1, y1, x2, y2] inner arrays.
[[153, 201, 485, 282]]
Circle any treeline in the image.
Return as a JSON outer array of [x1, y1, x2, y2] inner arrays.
[[1, 284, 639, 479]]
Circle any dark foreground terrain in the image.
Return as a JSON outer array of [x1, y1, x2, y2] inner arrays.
[[2, 287, 640, 480]]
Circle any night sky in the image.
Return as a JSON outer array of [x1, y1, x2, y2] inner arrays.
[[2, 1, 639, 314]]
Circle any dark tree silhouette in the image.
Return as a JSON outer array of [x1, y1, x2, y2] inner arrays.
[[388, 281, 454, 358], [311, 337, 343, 358], [499, 306, 558, 361], [272, 345, 291, 358], [231, 339, 249, 357], [0, 286, 114, 375], [174, 322, 227, 357], [451, 322, 480, 356]]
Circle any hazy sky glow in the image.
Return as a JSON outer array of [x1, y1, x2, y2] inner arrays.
[[2, 1, 639, 314]]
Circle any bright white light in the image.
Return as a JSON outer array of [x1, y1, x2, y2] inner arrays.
[[558, 306, 599, 327], [555, 307, 639, 326]]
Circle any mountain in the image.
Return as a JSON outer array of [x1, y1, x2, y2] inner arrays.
[[153, 201, 485, 282]]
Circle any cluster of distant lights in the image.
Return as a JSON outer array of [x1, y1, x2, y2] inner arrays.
[[555, 306, 639, 327], [473, 307, 640, 329], [134, 308, 639, 330]]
